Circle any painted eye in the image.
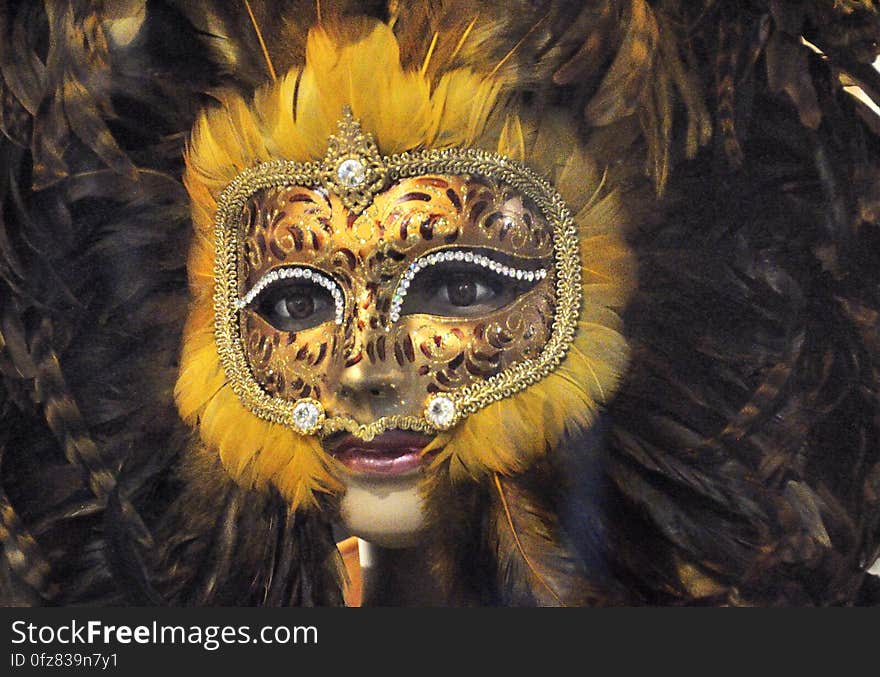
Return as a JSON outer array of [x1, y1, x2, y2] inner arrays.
[[252, 281, 336, 331], [439, 273, 493, 307], [241, 267, 344, 330], [244, 266, 345, 332], [274, 287, 318, 318], [399, 252, 543, 318]]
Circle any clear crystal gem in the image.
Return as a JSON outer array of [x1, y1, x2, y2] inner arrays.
[[425, 395, 457, 429], [337, 159, 366, 187], [292, 400, 321, 433]]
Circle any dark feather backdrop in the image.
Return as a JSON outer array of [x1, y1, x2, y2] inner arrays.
[[0, 0, 878, 606]]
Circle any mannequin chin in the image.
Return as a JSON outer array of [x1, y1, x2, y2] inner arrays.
[[338, 473, 427, 548]]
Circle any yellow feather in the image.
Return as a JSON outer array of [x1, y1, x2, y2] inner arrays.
[[497, 114, 525, 161], [429, 70, 505, 148]]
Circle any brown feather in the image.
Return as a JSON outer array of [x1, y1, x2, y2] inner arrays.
[[488, 470, 625, 606], [765, 29, 822, 129], [584, 0, 658, 127], [492, 473, 564, 606]]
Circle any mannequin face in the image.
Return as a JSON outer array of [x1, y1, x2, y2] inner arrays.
[[236, 173, 557, 545]]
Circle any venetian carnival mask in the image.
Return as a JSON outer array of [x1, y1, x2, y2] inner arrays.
[[175, 20, 634, 510], [214, 109, 581, 442]]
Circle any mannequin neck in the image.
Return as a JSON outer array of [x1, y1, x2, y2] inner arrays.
[[358, 539, 461, 607]]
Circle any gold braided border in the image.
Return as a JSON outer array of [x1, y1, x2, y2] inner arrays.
[[213, 148, 582, 441]]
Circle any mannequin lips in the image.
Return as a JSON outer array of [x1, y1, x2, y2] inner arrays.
[[327, 430, 435, 476]]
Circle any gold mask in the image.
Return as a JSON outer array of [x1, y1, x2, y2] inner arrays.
[[213, 110, 582, 441]]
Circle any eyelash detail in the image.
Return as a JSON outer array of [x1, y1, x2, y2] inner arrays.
[[238, 267, 345, 325], [388, 250, 548, 323]]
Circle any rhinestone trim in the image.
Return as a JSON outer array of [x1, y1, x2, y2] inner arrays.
[[237, 266, 344, 325], [388, 248, 548, 324]]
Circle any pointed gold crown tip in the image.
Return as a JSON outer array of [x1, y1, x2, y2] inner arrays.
[[319, 107, 388, 214]]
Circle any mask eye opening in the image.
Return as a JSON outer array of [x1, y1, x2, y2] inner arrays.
[[388, 247, 549, 323], [238, 266, 345, 329]]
